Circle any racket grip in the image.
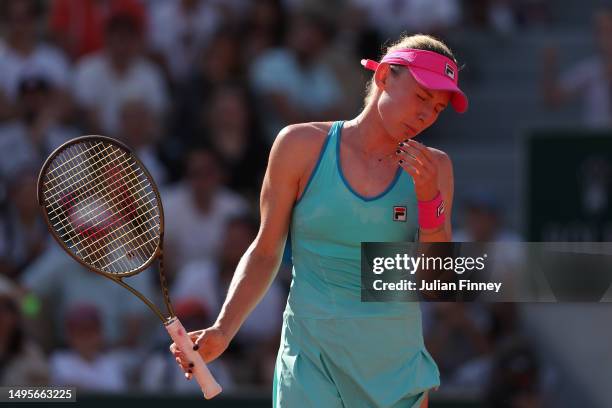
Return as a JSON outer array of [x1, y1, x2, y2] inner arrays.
[[165, 317, 222, 399]]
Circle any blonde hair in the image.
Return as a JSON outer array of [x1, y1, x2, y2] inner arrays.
[[363, 34, 458, 107]]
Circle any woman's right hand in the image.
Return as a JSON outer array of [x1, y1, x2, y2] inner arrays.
[[169, 325, 231, 379]]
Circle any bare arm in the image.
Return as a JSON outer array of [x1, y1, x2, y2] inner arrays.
[[214, 126, 301, 340], [171, 124, 323, 369]]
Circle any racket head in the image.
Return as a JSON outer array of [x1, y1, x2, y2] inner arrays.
[[37, 135, 164, 278]]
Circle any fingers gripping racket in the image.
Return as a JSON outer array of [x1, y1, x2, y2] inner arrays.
[[37, 136, 222, 399]]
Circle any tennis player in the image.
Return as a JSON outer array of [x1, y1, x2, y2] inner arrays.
[[171, 33, 468, 407]]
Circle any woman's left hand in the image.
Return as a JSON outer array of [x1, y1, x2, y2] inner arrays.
[[396, 139, 439, 201]]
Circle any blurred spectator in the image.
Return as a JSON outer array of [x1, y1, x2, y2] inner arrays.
[[171, 28, 244, 153], [140, 299, 233, 393], [487, 0, 517, 34], [162, 146, 249, 273], [0, 0, 71, 119], [424, 302, 492, 384], [249, 10, 343, 142], [115, 98, 167, 185], [171, 260, 219, 321], [486, 337, 543, 407], [0, 275, 49, 386], [465, 0, 550, 32], [219, 215, 284, 386], [147, 0, 223, 85], [48, 0, 146, 60], [171, 214, 284, 386], [543, 7, 612, 128], [49, 303, 128, 391], [442, 303, 520, 390], [514, 0, 550, 27], [73, 13, 168, 135], [242, 0, 287, 61], [0, 168, 49, 279], [453, 191, 523, 300], [351, 0, 461, 39], [202, 84, 268, 201], [0, 77, 79, 182], [21, 247, 156, 350], [454, 190, 521, 242]]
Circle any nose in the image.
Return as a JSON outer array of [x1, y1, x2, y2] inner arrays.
[[417, 106, 437, 124]]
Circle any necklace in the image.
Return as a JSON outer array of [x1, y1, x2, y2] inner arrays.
[[373, 150, 398, 164], [347, 119, 398, 165]]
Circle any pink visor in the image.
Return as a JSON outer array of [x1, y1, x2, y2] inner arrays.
[[361, 49, 468, 113]]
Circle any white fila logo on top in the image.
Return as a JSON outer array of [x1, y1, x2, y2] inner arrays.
[[393, 206, 407, 222], [437, 201, 445, 218], [445, 63, 455, 80]]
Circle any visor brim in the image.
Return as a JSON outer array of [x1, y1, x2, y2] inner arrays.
[[408, 67, 469, 113]]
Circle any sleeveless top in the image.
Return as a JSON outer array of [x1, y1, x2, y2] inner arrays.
[[287, 120, 422, 319]]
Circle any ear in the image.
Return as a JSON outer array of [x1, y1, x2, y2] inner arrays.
[[374, 63, 391, 91]]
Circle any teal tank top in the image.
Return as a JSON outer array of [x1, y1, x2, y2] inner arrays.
[[287, 121, 422, 318]]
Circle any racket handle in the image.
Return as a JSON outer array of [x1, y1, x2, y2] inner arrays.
[[165, 317, 222, 399]]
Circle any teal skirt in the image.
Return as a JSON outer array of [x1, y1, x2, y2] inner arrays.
[[272, 312, 440, 407]]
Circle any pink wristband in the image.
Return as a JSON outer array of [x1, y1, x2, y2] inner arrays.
[[418, 192, 446, 229]]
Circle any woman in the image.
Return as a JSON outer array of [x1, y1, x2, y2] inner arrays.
[[171, 34, 468, 407]]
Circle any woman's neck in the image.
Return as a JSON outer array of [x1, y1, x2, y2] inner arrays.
[[343, 103, 398, 162]]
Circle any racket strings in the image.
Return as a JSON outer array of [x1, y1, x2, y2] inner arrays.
[[45, 143, 146, 269], [70, 197, 158, 263], [44, 142, 101, 247], [45, 141, 107, 180], [44, 144, 129, 205], [77, 201, 159, 264], [45, 144, 136, 238], [51, 143, 159, 272], [46, 159, 147, 226], [47, 163, 150, 232], [42, 141, 160, 274], [75, 144, 159, 271]]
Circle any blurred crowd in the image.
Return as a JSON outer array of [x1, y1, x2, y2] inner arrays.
[[0, 0, 595, 405]]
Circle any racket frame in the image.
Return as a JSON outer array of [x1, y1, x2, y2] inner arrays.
[[37, 135, 222, 399], [37, 135, 172, 322]]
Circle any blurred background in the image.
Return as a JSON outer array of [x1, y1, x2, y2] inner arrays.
[[0, 0, 611, 406]]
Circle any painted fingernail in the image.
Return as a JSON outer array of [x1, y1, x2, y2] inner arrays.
[[189, 363, 194, 368], [399, 143, 405, 147], [399, 160, 404, 164], [396, 149, 402, 154], [193, 344, 199, 351]]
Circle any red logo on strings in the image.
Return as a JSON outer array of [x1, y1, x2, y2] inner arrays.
[[60, 165, 137, 240]]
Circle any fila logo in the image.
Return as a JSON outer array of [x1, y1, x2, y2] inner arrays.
[[393, 206, 407, 222], [437, 201, 445, 218], [445, 63, 455, 80]]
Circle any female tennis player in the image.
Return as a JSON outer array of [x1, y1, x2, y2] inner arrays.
[[171, 34, 468, 407]]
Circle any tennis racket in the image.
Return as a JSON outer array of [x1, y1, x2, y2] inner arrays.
[[37, 135, 222, 399]]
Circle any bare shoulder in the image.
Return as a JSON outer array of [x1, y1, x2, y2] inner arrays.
[[274, 121, 332, 153], [426, 147, 453, 174], [269, 121, 334, 177]]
